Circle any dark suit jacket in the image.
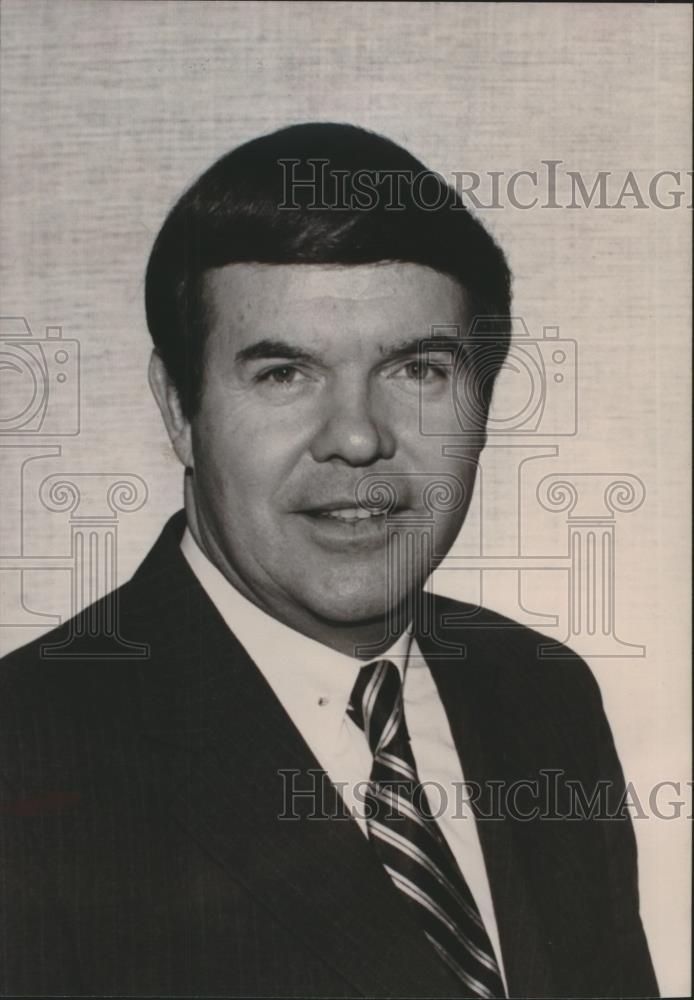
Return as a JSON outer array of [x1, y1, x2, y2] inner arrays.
[[0, 511, 658, 998]]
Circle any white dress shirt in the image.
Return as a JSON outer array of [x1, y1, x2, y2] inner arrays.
[[181, 527, 507, 987]]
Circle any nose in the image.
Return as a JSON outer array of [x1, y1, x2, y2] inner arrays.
[[309, 378, 396, 466]]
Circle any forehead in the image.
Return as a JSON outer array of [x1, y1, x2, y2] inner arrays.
[[202, 262, 467, 344]]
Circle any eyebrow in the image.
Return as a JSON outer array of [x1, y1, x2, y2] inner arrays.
[[386, 335, 462, 360], [234, 334, 463, 365], [234, 339, 316, 364]]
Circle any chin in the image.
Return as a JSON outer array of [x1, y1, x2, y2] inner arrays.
[[303, 581, 410, 627]]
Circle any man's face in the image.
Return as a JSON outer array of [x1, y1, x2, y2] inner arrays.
[[161, 262, 484, 651]]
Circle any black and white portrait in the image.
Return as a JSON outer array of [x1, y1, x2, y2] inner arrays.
[[0, 3, 690, 997]]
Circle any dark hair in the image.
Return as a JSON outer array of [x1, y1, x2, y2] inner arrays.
[[145, 122, 512, 418]]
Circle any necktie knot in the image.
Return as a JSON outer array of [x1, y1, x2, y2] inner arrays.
[[347, 659, 404, 757]]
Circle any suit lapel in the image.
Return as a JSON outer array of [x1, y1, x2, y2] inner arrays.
[[419, 605, 556, 997], [132, 531, 465, 998]]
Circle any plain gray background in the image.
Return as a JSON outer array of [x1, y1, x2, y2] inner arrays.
[[1, 2, 690, 993]]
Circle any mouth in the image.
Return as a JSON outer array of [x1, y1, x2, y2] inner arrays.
[[310, 507, 389, 523], [300, 498, 408, 521], [296, 500, 408, 549]]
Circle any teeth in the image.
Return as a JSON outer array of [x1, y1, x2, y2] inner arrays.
[[321, 508, 384, 521]]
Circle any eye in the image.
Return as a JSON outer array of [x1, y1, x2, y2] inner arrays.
[[257, 365, 301, 385], [403, 360, 431, 380], [250, 361, 318, 402], [394, 358, 449, 382]]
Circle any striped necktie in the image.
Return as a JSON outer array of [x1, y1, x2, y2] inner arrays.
[[348, 659, 506, 999]]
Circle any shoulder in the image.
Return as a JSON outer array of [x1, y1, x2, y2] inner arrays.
[[0, 590, 138, 811], [427, 591, 605, 713], [0, 584, 147, 745], [0, 511, 191, 713], [426, 594, 621, 786], [0, 548, 186, 778]]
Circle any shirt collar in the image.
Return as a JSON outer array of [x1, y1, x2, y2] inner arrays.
[[180, 527, 413, 755]]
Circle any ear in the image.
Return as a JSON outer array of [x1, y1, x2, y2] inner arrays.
[[148, 349, 194, 468]]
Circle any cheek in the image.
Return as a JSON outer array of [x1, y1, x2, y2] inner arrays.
[[191, 404, 300, 512], [408, 445, 480, 532]]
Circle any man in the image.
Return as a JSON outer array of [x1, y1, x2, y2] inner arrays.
[[0, 123, 657, 998]]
